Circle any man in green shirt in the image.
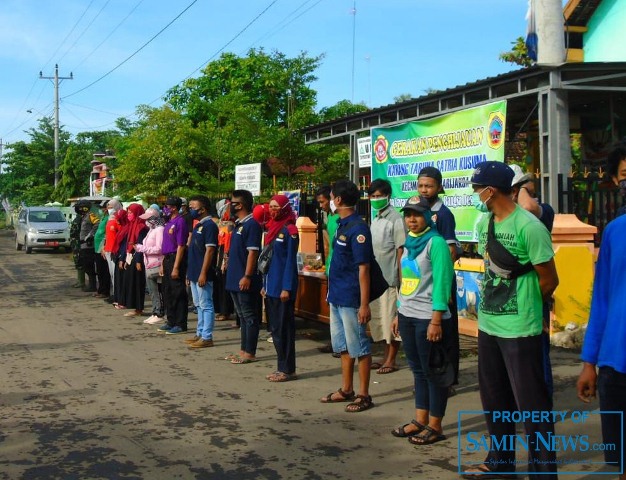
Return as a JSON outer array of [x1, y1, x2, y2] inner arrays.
[[462, 161, 559, 479]]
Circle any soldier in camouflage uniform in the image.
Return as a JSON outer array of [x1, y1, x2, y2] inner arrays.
[[70, 201, 87, 288], [77, 201, 100, 292]]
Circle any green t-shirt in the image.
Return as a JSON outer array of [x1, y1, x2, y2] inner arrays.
[[476, 205, 554, 338], [325, 213, 340, 275]]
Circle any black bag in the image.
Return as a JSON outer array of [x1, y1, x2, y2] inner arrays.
[[257, 242, 274, 275], [486, 215, 534, 279], [338, 220, 389, 303]]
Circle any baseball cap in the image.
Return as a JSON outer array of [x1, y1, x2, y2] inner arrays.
[[165, 196, 182, 209], [470, 161, 515, 189], [509, 164, 534, 187], [401, 196, 430, 214], [139, 207, 159, 220], [418, 167, 445, 194]]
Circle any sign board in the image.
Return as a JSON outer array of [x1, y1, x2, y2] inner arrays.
[[371, 101, 507, 242], [357, 136, 372, 168], [235, 163, 262, 197]]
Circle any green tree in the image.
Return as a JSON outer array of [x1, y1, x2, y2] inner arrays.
[[393, 93, 413, 103], [318, 99, 369, 122], [113, 105, 213, 197], [0, 117, 70, 204], [499, 37, 533, 67]]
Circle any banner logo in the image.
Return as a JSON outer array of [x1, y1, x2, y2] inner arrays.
[[374, 135, 389, 163], [487, 112, 505, 149]]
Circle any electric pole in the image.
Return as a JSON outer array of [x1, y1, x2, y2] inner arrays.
[[40, 64, 73, 188], [0, 138, 4, 175]]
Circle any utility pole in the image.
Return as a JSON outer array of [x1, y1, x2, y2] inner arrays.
[[40, 64, 73, 188], [0, 138, 4, 175], [350, 1, 356, 103]]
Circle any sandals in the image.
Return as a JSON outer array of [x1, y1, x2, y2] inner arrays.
[[267, 372, 297, 382], [345, 394, 374, 413], [461, 464, 518, 479], [370, 362, 383, 370], [231, 357, 257, 364], [391, 420, 425, 438], [408, 425, 446, 445], [377, 365, 399, 374], [320, 388, 355, 403]]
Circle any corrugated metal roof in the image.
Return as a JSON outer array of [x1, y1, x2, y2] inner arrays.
[[564, 0, 602, 26]]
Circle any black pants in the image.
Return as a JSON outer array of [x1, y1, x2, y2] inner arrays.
[[162, 253, 188, 330], [478, 331, 557, 478], [79, 248, 97, 288], [266, 296, 296, 375], [95, 252, 110, 295]]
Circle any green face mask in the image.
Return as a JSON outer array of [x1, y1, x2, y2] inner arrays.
[[371, 196, 389, 211]]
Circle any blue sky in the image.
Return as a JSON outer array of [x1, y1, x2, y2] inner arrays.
[[0, 0, 537, 146]]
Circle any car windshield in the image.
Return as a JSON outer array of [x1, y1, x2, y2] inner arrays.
[[28, 211, 65, 223]]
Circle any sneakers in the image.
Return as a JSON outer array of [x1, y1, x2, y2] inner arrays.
[[144, 315, 164, 325], [189, 339, 214, 349], [165, 326, 187, 335], [157, 324, 172, 333], [184, 335, 200, 344]]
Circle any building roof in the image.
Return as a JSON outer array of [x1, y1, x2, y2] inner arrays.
[[564, 0, 602, 26]]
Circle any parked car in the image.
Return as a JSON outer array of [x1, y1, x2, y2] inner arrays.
[[15, 207, 71, 254]]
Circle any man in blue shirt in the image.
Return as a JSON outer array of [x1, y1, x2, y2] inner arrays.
[[320, 180, 374, 413], [185, 195, 219, 349], [225, 190, 263, 364], [577, 214, 626, 477]]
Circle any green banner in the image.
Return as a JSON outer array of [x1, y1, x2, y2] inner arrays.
[[371, 100, 507, 242]]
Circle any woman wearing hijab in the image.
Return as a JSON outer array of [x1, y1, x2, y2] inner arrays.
[[262, 195, 299, 382], [135, 206, 165, 324], [390, 196, 454, 445], [214, 199, 235, 325], [119, 203, 149, 317], [111, 209, 129, 308]]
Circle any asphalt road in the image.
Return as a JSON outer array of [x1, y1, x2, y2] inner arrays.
[[0, 229, 615, 479]]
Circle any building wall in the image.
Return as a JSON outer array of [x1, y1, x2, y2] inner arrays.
[[584, 0, 626, 61]]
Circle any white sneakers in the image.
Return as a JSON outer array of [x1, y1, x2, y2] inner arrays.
[[144, 315, 164, 325]]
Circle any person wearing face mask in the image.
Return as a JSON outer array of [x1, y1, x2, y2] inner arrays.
[[136, 206, 165, 325], [184, 195, 219, 349], [417, 166, 461, 396], [157, 196, 190, 335], [367, 179, 405, 375], [463, 161, 559, 479], [510, 164, 556, 406], [607, 142, 626, 218], [92, 200, 112, 299], [261, 195, 299, 382], [225, 189, 263, 364], [103, 199, 123, 304], [115, 203, 148, 318], [390, 196, 453, 445], [314, 185, 339, 275], [77, 200, 100, 293]]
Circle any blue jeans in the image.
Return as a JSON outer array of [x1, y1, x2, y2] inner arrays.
[[329, 304, 371, 358], [397, 312, 449, 418], [190, 281, 215, 340], [230, 291, 261, 356]]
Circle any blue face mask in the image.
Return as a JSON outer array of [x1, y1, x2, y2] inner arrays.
[[472, 187, 491, 213], [189, 208, 201, 219]]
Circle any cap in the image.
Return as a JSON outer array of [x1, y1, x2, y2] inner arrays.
[[401, 196, 430, 214], [470, 161, 514, 189], [149, 203, 161, 213], [509, 164, 534, 187], [165, 196, 182, 209], [139, 207, 159, 220], [99, 199, 109, 208], [180, 197, 188, 206], [418, 167, 445, 194]]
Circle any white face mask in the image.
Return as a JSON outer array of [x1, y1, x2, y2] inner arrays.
[[107, 208, 115, 216], [329, 200, 337, 214]]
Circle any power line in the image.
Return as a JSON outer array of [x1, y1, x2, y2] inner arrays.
[[71, 0, 145, 71], [58, 0, 113, 64], [247, 0, 320, 48], [40, 0, 98, 74], [63, 0, 200, 100]]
